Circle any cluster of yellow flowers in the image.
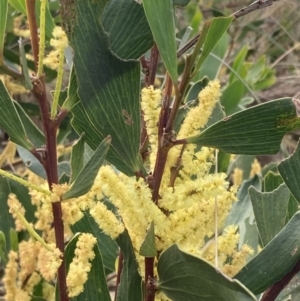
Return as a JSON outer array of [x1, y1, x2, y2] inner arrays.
[[3, 79, 253, 301]]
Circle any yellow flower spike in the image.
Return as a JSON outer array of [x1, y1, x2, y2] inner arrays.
[[141, 86, 161, 169], [37, 0, 47, 77], [90, 202, 125, 239], [66, 233, 97, 297], [37, 243, 62, 281], [178, 79, 221, 139], [3, 251, 18, 301]]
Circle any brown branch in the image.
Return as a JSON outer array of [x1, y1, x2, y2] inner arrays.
[[261, 258, 300, 301]]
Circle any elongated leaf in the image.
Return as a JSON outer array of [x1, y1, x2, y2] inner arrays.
[[139, 221, 157, 257], [278, 140, 300, 202], [71, 211, 118, 274], [67, 0, 145, 176], [63, 137, 110, 200], [116, 230, 143, 301], [0, 0, 8, 56], [157, 244, 256, 301], [102, 0, 153, 59], [63, 233, 111, 301], [0, 81, 33, 150], [195, 16, 233, 72], [143, 0, 178, 83], [188, 98, 300, 154], [249, 183, 290, 247], [235, 212, 300, 294], [70, 134, 85, 183]]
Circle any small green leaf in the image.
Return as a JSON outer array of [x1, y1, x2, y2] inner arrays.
[[102, 0, 153, 60], [63, 233, 111, 301], [139, 221, 157, 257], [235, 212, 300, 295], [61, 67, 80, 111], [15, 102, 45, 148], [143, 0, 178, 83], [116, 230, 143, 301], [157, 244, 257, 301], [0, 0, 8, 57], [278, 140, 300, 202], [188, 98, 300, 154], [194, 16, 233, 73], [0, 231, 7, 262], [70, 134, 85, 183], [0, 81, 33, 150], [249, 183, 290, 247], [71, 210, 118, 274], [18, 38, 33, 90], [10, 228, 18, 252], [63, 137, 111, 200]]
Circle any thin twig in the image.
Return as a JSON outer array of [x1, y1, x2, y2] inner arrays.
[[232, 0, 280, 19]]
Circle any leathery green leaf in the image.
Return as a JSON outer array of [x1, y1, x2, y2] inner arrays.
[[235, 212, 300, 294], [0, 81, 33, 150], [102, 0, 153, 60], [63, 137, 111, 200], [249, 183, 290, 247], [157, 244, 256, 301], [143, 0, 178, 83], [187, 98, 300, 154], [278, 139, 300, 202], [67, 0, 145, 176]]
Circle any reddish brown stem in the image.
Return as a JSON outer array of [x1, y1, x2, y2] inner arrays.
[[114, 250, 124, 301], [25, 0, 39, 72], [145, 257, 156, 301], [261, 259, 300, 301], [152, 76, 173, 202], [26, 0, 68, 286]]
